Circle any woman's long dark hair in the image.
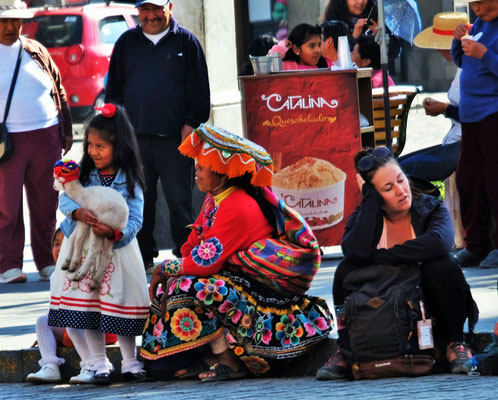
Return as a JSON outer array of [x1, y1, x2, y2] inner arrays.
[[283, 23, 329, 68], [320, 0, 375, 30], [80, 105, 145, 197], [226, 173, 277, 233]]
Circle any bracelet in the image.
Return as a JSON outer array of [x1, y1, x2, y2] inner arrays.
[[161, 260, 166, 277]]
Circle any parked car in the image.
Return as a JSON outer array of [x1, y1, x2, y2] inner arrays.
[[22, 2, 138, 122]]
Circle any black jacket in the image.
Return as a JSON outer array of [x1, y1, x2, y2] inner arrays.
[[105, 18, 210, 137], [342, 183, 454, 266]]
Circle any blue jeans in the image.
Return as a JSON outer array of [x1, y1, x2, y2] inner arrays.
[[398, 141, 460, 182]]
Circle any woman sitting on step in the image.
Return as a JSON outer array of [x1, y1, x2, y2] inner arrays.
[[316, 147, 477, 380], [142, 124, 332, 382]]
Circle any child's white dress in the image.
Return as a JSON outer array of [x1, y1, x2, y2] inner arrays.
[[48, 169, 149, 336]]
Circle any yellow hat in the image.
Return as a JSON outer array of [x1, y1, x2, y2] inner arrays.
[[414, 12, 468, 50]]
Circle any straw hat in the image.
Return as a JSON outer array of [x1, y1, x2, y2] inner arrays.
[[414, 12, 468, 50], [0, 0, 34, 19], [179, 124, 274, 187]]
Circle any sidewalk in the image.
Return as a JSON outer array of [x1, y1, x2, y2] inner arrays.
[[0, 253, 496, 384]]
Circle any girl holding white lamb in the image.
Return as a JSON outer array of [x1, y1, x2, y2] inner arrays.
[[48, 104, 149, 385]]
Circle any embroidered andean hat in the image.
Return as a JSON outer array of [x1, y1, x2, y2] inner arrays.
[[414, 12, 468, 50], [179, 124, 274, 187]]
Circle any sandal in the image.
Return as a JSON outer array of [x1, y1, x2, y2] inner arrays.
[[177, 359, 210, 380], [200, 363, 249, 383]]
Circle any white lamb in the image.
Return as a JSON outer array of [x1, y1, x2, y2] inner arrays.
[[53, 159, 128, 290]]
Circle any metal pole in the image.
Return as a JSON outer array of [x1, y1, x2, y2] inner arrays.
[[376, 0, 393, 154]]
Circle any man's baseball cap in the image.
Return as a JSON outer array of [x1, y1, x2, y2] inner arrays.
[[135, 0, 170, 7]]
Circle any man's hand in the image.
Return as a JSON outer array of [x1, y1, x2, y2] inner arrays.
[[62, 136, 73, 155], [462, 39, 487, 59], [180, 124, 194, 143], [72, 208, 99, 226], [453, 24, 469, 41], [423, 98, 448, 117]]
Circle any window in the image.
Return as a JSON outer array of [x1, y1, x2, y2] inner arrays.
[[23, 14, 83, 48], [99, 15, 130, 44]]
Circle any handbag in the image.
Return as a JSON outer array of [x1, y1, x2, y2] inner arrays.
[[352, 354, 434, 380], [0, 38, 24, 163]]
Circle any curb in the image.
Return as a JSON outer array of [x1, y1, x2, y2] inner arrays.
[[0, 333, 493, 383]]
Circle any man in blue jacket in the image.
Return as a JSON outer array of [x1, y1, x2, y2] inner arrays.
[[106, 0, 210, 268]]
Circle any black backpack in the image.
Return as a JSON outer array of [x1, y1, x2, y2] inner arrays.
[[343, 264, 423, 362]]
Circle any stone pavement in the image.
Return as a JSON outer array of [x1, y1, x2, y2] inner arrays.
[[0, 369, 498, 400]]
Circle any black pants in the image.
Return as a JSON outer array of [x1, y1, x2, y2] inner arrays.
[[333, 255, 474, 352], [137, 135, 194, 260], [456, 112, 498, 253]]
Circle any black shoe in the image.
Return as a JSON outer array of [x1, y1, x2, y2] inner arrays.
[[93, 371, 111, 385], [122, 371, 150, 382], [316, 349, 351, 380]]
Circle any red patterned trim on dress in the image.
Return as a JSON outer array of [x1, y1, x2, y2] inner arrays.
[[50, 296, 149, 316]]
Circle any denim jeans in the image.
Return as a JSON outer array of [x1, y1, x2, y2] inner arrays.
[[398, 141, 461, 182]]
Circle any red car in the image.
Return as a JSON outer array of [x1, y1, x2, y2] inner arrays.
[[22, 2, 138, 121]]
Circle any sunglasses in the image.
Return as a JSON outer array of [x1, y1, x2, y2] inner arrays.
[[358, 146, 390, 172]]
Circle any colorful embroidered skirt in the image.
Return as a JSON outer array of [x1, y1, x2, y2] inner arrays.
[[48, 236, 150, 336], [140, 271, 333, 376]]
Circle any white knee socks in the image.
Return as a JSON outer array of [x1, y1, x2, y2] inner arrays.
[[66, 327, 92, 367], [118, 335, 144, 374], [35, 315, 65, 366]]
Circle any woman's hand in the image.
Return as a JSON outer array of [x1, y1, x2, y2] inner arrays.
[[92, 222, 114, 239], [423, 98, 448, 116], [356, 173, 365, 191], [160, 278, 176, 317], [453, 24, 469, 41], [72, 208, 99, 226], [367, 19, 379, 34], [353, 18, 368, 38], [149, 264, 165, 302], [461, 39, 487, 59]]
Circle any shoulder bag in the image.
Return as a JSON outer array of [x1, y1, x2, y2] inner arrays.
[[0, 39, 24, 163]]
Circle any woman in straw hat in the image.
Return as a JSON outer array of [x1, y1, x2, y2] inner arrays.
[[451, 0, 498, 269], [0, 0, 72, 284], [141, 124, 332, 382], [398, 12, 468, 183]]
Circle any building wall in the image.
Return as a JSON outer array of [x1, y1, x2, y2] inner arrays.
[[172, 0, 243, 135]]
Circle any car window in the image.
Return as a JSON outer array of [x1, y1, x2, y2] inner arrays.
[[99, 16, 130, 44], [23, 15, 83, 48]]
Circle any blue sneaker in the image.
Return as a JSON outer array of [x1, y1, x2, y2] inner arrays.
[[478, 250, 498, 269]]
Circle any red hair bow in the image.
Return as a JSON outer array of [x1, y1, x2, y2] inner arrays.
[[94, 103, 116, 118]]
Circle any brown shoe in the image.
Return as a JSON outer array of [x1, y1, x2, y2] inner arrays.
[[446, 341, 472, 374], [316, 349, 351, 380]]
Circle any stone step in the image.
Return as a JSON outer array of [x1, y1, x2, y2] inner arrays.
[[0, 333, 493, 383]]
